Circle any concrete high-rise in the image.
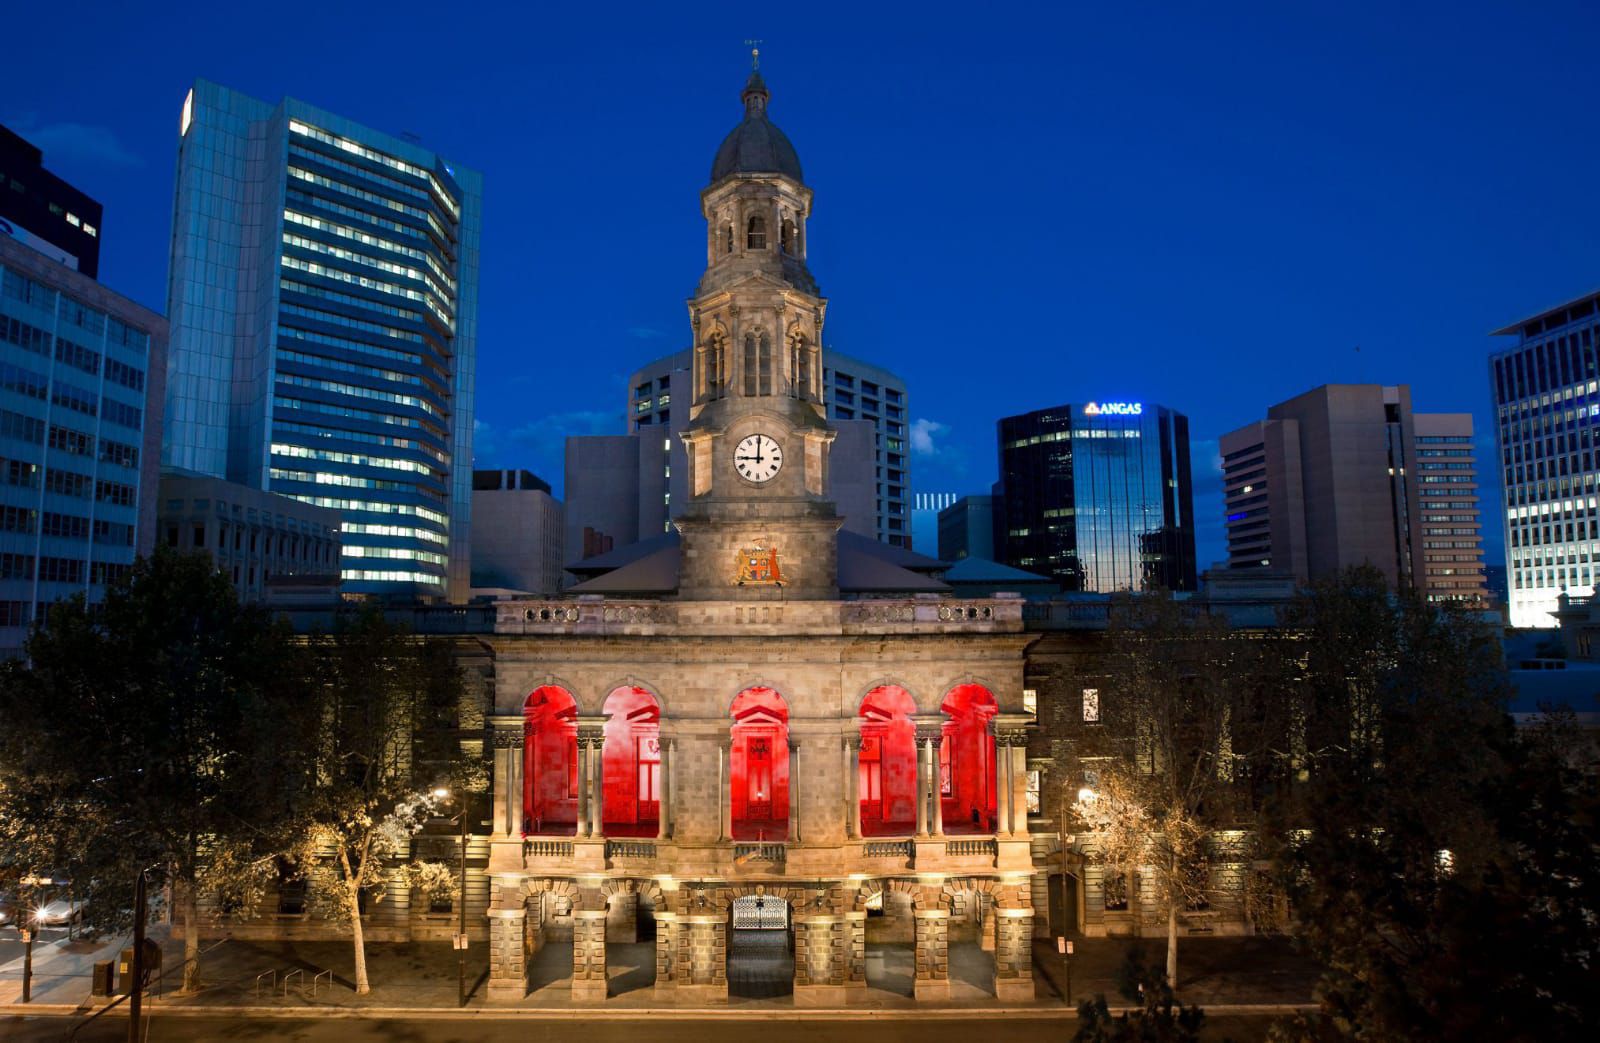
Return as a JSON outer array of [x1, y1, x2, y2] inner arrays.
[[470, 468, 564, 596], [1491, 293, 1600, 626], [996, 401, 1197, 592], [0, 235, 166, 654], [162, 81, 481, 600], [1220, 384, 1485, 605], [616, 346, 911, 546]]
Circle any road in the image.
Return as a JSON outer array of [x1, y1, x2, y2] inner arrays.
[[2, 1013, 1275, 1042]]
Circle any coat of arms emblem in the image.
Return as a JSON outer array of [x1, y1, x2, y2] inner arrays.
[[735, 539, 783, 585]]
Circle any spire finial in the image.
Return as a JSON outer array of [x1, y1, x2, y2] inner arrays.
[[744, 39, 763, 70]]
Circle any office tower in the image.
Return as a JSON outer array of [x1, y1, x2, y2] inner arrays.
[[1220, 384, 1486, 605], [996, 401, 1196, 592], [0, 235, 166, 654], [0, 125, 103, 278], [470, 468, 564, 596], [157, 470, 342, 601], [163, 81, 481, 600], [911, 491, 956, 554], [1492, 295, 1600, 626], [615, 346, 910, 546], [938, 493, 998, 562]]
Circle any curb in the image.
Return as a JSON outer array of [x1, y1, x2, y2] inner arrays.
[[1, 1001, 1318, 1021]]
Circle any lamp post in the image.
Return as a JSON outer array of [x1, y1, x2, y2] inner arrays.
[[434, 787, 468, 1009]]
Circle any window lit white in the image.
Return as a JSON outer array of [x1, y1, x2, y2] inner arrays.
[[1082, 687, 1100, 723], [180, 88, 194, 137], [1022, 688, 1037, 716]]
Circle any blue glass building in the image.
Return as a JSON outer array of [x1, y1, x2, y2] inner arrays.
[[996, 401, 1196, 592], [163, 81, 480, 599], [0, 235, 167, 654]]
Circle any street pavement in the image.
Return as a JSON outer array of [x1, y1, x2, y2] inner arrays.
[[1, 1014, 1278, 1042]]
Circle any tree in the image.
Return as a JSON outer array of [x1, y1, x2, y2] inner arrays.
[[1265, 567, 1600, 1041], [0, 549, 309, 991], [1074, 950, 1207, 1043], [290, 607, 467, 994], [1069, 592, 1283, 988]]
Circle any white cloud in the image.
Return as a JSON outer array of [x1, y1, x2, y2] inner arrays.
[[910, 418, 948, 456], [7, 116, 142, 168]]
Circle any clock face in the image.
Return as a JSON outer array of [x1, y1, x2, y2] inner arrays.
[[734, 433, 783, 483]]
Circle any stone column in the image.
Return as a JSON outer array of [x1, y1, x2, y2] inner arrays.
[[591, 735, 606, 839], [571, 909, 608, 1000], [993, 726, 1010, 836], [845, 736, 862, 840], [509, 737, 524, 837], [929, 734, 945, 836], [1003, 737, 1019, 837], [719, 736, 733, 842], [657, 738, 673, 841], [912, 909, 951, 999], [915, 738, 931, 837], [993, 907, 1036, 1001], [491, 742, 510, 836], [788, 740, 801, 843], [486, 906, 529, 1002], [575, 738, 591, 837]]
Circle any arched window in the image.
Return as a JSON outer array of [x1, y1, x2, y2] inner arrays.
[[704, 333, 725, 398], [746, 215, 767, 250], [601, 686, 661, 837], [858, 686, 917, 836], [524, 685, 579, 836], [792, 333, 811, 400], [722, 223, 734, 256], [780, 218, 796, 254], [941, 683, 999, 834], [731, 686, 789, 840]]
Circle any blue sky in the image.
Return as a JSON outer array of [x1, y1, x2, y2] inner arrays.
[[8, 0, 1600, 569]]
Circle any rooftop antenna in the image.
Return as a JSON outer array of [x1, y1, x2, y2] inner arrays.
[[744, 39, 763, 70]]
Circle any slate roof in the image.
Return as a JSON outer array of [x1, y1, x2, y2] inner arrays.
[[710, 72, 804, 184]]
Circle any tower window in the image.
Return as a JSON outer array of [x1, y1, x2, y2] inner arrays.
[[780, 218, 796, 254], [747, 216, 767, 250], [723, 224, 734, 255]]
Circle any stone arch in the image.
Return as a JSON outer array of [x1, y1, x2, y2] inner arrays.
[[854, 676, 925, 713], [865, 877, 936, 911], [519, 675, 584, 711], [523, 877, 578, 902], [598, 676, 669, 716]]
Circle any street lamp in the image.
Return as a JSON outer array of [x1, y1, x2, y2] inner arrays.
[[434, 787, 468, 1009]]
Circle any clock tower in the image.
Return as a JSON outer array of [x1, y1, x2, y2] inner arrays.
[[676, 62, 840, 600]]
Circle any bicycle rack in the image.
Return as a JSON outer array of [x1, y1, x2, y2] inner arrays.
[[254, 970, 276, 997], [280, 969, 304, 997], [311, 969, 333, 997]]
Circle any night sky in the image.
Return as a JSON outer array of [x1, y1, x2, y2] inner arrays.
[[8, 0, 1599, 570]]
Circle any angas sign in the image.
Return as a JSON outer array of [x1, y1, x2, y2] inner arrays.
[[1082, 402, 1142, 416]]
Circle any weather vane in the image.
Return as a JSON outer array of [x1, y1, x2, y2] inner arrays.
[[744, 39, 763, 70]]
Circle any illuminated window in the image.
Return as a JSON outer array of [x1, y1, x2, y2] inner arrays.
[[1025, 770, 1041, 814], [1082, 688, 1100, 723], [66, 213, 81, 227], [1023, 688, 1037, 716]]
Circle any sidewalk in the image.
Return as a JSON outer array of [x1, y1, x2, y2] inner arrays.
[[0, 931, 1319, 1018]]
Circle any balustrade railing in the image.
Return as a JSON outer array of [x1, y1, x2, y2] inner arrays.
[[862, 840, 914, 860], [523, 839, 573, 861], [606, 840, 657, 860], [944, 838, 999, 857]]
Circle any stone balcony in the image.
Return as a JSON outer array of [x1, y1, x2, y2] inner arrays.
[[504, 833, 1030, 878], [493, 594, 1025, 637]]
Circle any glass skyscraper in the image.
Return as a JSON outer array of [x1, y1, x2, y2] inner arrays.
[[996, 401, 1196, 592], [163, 80, 480, 599]]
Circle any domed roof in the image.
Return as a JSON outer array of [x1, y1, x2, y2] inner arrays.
[[710, 70, 804, 185]]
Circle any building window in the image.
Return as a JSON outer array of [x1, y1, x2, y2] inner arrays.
[[1023, 688, 1037, 716], [746, 215, 766, 250], [193, 526, 205, 548], [1103, 873, 1129, 911], [1082, 687, 1100, 723], [1025, 770, 1041, 815]]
